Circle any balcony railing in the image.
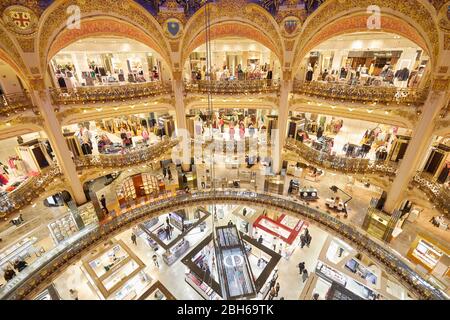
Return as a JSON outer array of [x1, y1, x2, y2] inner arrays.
[[0, 165, 62, 215], [50, 81, 172, 105], [184, 80, 280, 95], [0, 92, 35, 117], [0, 189, 446, 300], [285, 138, 397, 176], [74, 138, 179, 170], [412, 173, 450, 215], [293, 80, 428, 105]]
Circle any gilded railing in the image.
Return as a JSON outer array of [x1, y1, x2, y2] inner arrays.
[[293, 80, 428, 105], [285, 138, 397, 176], [0, 190, 445, 300], [49, 81, 172, 105], [412, 173, 450, 215], [74, 138, 179, 170], [0, 165, 62, 215], [184, 80, 280, 95], [0, 92, 35, 117]]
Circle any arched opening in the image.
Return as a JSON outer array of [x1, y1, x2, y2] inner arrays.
[[48, 34, 172, 89], [296, 31, 430, 89]]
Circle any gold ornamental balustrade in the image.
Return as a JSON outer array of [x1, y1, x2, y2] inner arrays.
[[0, 92, 36, 117], [184, 79, 280, 95], [285, 138, 397, 176], [0, 165, 62, 216], [49, 81, 173, 105], [293, 80, 428, 106], [0, 190, 446, 300], [412, 172, 450, 216], [74, 138, 179, 170]]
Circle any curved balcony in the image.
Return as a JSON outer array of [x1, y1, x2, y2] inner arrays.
[[49, 81, 173, 106], [184, 80, 280, 95], [285, 138, 397, 176], [0, 189, 445, 300], [74, 138, 179, 170], [412, 173, 450, 215], [0, 92, 36, 117], [293, 80, 428, 106], [0, 165, 62, 216]]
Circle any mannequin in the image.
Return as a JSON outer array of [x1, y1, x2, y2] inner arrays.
[[306, 63, 314, 81]]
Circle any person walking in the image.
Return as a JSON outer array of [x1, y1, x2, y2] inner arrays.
[[272, 237, 277, 251], [162, 167, 167, 179], [302, 269, 309, 283], [100, 195, 109, 214], [268, 286, 276, 300], [298, 262, 305, 274], [152, 254, 159, 268], [69, 289, 79, 300], [131, 233, 137, 246], [306, 234, 312, 247], [300, 234, 306, 248], [275, 282, 280, 297], [167, 168, 172, 181]]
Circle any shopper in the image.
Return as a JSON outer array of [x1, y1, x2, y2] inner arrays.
[[227, 220, 234, 227], [268, 287, 276, 300], [272, 237, 277, 251], [258, 235, 263, 245], [302, 269, 309, 283], [69, 289, 79, 300], [131, 233, 137, 246], [300, 234, 306, 248], [162, 167, 167, 179], [166, 215, 170, 226], [312, 293, 320, 300], [306, 234, 312, 247], [152, 254, 159, 268], [167, 168, 172, 181], [275, 282, 280, 297], [166, 225, 171, 240], [298, 262, 305, 274], [100, 194, 109, 214]]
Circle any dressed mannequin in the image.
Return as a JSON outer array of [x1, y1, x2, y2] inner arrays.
[[306, 63, 314, 81]]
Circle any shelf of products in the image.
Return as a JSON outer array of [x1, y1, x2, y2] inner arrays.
[[162, 239, 190, 266], [77, 202, 98, 226], [185, 271, 222, 300], [48, 213, 79, 244], [316, 261, 347, 287], [411, 239, 444, 269]]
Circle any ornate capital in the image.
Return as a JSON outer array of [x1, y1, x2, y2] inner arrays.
[[28, 77, 45, 91], [172, 70, 183, 81]]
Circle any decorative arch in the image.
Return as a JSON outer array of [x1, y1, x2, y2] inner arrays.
[[0, 27, 30, 88], [180, 2, 284, 67], [292, 0, 441, 76], [47, 18, 171, 68], [37, 0, 172, 73]]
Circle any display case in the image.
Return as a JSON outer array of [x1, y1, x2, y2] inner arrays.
[[185, 271, 222, 300], [48, 213, 79, 244], [407, 236, 446, 271], [162, 239, 190, 266], [316, 261, 347, 286], [81, 240, 151, 300], [77, 202, 98, 226]]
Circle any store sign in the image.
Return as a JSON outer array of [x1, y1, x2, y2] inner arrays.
[[223, 254, 244, 268]]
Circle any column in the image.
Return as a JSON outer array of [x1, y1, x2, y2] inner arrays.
[[172, 73, 190, 170], [30, 81, 87, 204], [272, 78, 292, 174], [383, 89, 448, 212], [71, 52, 89, 84]]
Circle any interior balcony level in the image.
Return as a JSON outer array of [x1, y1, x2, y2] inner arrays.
[[292, 80, 428, 107], [0, 92, 37, 119], [49, 81, 173, 107]]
